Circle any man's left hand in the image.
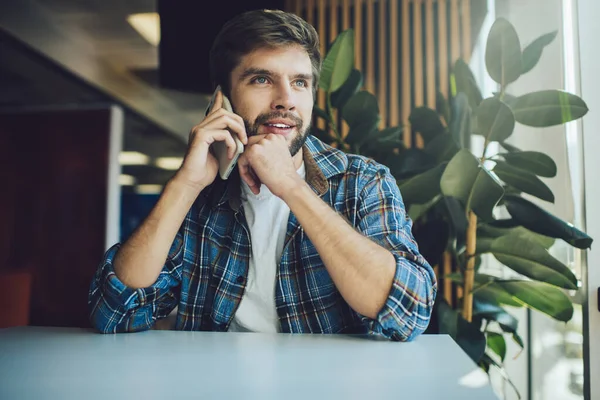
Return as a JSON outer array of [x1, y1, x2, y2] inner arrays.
[[237, 134, 303, 198]]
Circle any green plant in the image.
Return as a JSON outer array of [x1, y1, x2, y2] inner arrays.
[[315, 18, 592, 395]]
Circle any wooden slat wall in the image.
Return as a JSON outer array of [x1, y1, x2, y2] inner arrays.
[[288, 0, 472, 146]]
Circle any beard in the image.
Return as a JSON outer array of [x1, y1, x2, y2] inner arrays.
[[243, 111, 310, 157]]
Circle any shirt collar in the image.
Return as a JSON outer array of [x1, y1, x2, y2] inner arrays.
[[206, 135, 348, 210]]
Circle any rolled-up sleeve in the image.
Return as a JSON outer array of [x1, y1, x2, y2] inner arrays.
[[88, 231, 184, 333], [356, 165, 437, 341]]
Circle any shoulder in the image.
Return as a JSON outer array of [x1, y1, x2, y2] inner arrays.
[[305, 135, 393, 182]]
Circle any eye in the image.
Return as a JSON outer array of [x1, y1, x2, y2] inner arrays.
[[251, 76, 269, 85], [294, 79, 308, 88]]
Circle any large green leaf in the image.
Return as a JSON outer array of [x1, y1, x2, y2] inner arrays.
[[473, 282, 523, 308], [441, 149, 504, 221], [409, 107, 447, 144], [478, 224, 555, 249], [479, 353, 522, 398], [496, 280, 574, 322], [453, 58, 483, 111], [486, 332, 507, 362], [330, 68, 364, 109], [408, 194, 441, 221], [476, 232, 578, 289], [398, 164, 446, 205], [444, 196, 468, 252], [522, 31, 558, 74], [475, 97, 515, 143], [389, 148, 437, 180], [345, 120, 380, 146], [342, 91, 380, 145], [436, 91, 451, 124], [312, 106, 331, 124], [450, 93, 471, 149], [485, 18, 522, 86], [504, 194, 593, 249], [493, 160, 554, 203], [499, 141, 520, 153], [511, 90, 589, 127], [436, 299, 487, 363], [424, 133, 460, 163], [311, 127, 335, 145], [342, 91, 379, 127], [473, 298, 519, 334], [499, 151, 557, 177], [319, 29, 354, 93], [363, 126, 404, 149]]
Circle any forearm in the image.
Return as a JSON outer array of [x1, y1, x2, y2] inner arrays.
[[114, 175, 203, 288], [282, 181, 396, 319]]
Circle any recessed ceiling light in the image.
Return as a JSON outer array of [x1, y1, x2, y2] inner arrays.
[[127, 12, 161, 46], [119, 151, 150, 165], [119, 174, 136, 186], [135, 184, 164, 194], [155, 157, 183, 170]]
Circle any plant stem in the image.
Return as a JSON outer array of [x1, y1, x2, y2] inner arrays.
[[462, 121, 494, 322], [462, 211, 478, 322]]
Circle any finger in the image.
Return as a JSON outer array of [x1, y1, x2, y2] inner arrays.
[[207, 89, 224, 116], [238, 157, 260, 194], [201, 129, 237, 159], [248, 167, 262, 195], [200, 110, 248, 146], [246, 134, 268, 147]]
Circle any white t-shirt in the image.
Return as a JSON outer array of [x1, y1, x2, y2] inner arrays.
[[228, 162, 306, 333]]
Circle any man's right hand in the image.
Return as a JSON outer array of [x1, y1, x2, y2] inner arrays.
[[174, 90, 248, 190]]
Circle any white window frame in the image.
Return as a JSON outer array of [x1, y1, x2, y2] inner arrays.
[[575, 0, 600, 398]]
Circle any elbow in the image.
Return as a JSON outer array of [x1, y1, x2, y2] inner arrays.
[[372, 262, 437, 342]]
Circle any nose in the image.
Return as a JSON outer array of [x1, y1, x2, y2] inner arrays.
[[270, 83, 296, 111]]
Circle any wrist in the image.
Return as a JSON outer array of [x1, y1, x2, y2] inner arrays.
[[168, 173, 207, 196], [278, 176, 310, 203]]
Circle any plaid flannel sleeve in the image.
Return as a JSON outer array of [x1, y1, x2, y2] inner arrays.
[[87, 232, 184, 333], [355, 164, 438, 342]]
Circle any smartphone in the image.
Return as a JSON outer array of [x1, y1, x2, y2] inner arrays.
[[204, 86, 244, 180]]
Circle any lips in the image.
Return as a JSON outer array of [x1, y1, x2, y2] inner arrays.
[[252, 113, 303, 136]]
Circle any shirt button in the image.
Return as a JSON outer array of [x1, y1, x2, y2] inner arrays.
[[236, 276, 245, 284]]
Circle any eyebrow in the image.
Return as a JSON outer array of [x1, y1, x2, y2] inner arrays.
[[238, 67, 312, 82]]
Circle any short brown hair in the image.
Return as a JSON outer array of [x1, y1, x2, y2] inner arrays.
[[209, 9, 321, 96]]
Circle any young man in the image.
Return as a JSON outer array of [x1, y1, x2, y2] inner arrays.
[[88, 9, 437, 341]]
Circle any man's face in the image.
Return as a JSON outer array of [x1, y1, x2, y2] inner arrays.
[[229, 44, 314, 157]]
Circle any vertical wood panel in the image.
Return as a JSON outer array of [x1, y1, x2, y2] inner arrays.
[[438, 0, 449, 99], [354, 0, 363, 70], [330, 0, 338, 39], [461, 0, 472, 62], [330, 0, 339, 140], [341, 0, 351, 138], [317, 0, 326, 130], [389, 0, 398, 127], [413, 0, 425, 148], [425, 0, 436, 110], [401, 0, 411, 144], [294, 0, 301, 16], [450, 0, 460, 65], [306, 0, 314, 24], [342, 0, 350, 30], [378, 0, 387, 129], [366, 0, 375, 94]]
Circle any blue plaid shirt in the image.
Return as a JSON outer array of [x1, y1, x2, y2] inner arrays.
[[88, 135, 437, 341]]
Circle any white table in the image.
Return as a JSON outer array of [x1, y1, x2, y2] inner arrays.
[[0, 326, 497, 399]]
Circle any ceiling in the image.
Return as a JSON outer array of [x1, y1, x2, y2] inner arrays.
[[0, 0, 213, 190]]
